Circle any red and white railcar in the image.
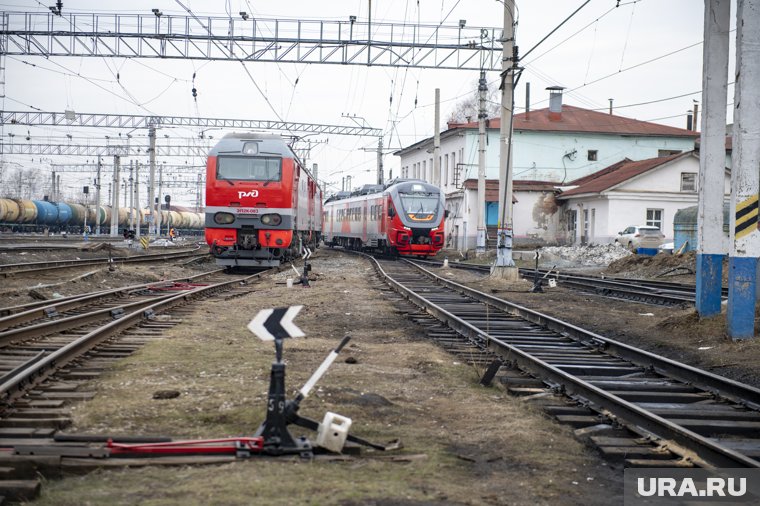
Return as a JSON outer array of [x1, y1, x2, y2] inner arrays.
[[323, 179, 445, 258]]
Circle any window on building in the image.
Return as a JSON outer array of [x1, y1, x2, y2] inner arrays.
[[444, 154, 449, 187], [451, 152, 456, 185], [566, 210, 578, 244], [587, 150, 598, 161], [659, 149, 682, 157], [680, 172, 697, 192], [646, 209, 663, 229]]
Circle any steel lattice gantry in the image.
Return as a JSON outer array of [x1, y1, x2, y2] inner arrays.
[[50, 163, 206, 172], [0, 142, 207, 157], [1, 110, 383, 137], [0, 11, 501, 70]]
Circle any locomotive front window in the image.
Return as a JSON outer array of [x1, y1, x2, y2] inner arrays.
[[217, 156, 282, 182]]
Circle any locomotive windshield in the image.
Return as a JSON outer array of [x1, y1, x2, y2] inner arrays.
[[399, 192, 439, 221], [217, 156, 282, 182]]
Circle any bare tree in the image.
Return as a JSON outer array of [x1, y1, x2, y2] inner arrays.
[[5, 167, 45, 199], [447, 79, 501, 124]]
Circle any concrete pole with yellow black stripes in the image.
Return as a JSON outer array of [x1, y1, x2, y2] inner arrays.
[[727, 0, 760, 339], [697, 0, 731, 318]]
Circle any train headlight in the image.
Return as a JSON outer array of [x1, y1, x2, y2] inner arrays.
[[260, 213, 282, 226], [242, 142, 259, 155], [214, 212, 235, 224]]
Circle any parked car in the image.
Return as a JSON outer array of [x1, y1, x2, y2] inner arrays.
[[658, 242, 675, 254], [614, 225, 665, 251]]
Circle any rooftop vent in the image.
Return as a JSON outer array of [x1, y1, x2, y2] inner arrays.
[[547, 86, 565, 121]]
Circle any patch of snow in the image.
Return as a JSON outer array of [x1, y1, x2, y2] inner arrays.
[[539, 244, 632, 267], [151, 239, 180, 247]]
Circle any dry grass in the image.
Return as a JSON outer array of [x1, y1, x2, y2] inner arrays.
[[36, 250, 620, 505]]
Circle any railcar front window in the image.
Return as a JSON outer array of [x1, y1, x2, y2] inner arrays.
[[400, 194, 439, 220], [217, 156, 282, 181]]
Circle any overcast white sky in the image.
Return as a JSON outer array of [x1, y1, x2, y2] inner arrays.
[[0, 0, 734, 206]]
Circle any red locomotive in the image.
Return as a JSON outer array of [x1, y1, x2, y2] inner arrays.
[[322, 179, 445, 258], [205, 133, 322, 269]]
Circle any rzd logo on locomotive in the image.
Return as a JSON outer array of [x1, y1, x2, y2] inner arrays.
[[238, 190, 259, 198]]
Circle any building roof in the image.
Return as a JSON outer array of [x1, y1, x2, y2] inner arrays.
[[566, 158, 632, 186], [461, 179, 555, 201], [394, 104, 699, 157], [513, 180, 559, 191], [694, 135, 732, 151], [558, 152, 692, 198], [446, 105, 700, 138], [462, 179, 500, 202]]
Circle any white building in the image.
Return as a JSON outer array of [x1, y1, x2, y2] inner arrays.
[[394, 89, 699, 251], [558, 152, 731, 244]]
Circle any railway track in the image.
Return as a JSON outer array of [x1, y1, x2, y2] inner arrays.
[[411, 259, 720, 306], [374, 256, 760, 468], [0, 268, 227, 331], [0, 268, 269, 501], [0, 246, 209, 277]]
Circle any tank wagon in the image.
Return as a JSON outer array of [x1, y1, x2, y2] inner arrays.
[[0, 197, 204, 234]]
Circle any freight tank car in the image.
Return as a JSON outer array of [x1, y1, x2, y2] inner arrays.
[[204, 133, 322, 268], [323, 179, 445, 258]]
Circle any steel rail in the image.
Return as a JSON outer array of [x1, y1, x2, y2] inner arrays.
[[0, 290, 183, 345], [368, 255, 760, 468], [546, 276, 695, 305], [0, 247, 207, 277], [406, 261, 760, 409], [410, 259, 699, 305], [0, 268, 224, 323], [0, 269, 269, 407]]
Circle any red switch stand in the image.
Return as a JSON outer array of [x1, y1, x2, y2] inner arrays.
[[106, 437, 264, 457]]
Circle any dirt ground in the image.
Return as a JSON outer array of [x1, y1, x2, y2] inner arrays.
[[4, 244, 759, 504], [0, 241, 215, 309], [15, 248, 622, 506]]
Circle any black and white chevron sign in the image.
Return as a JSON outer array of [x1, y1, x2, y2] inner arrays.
[[247, 305, 306, 341]]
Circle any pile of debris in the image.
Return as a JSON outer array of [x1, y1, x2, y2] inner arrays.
[[539, 243, 632, 267], [605, 250, 698, 280]]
